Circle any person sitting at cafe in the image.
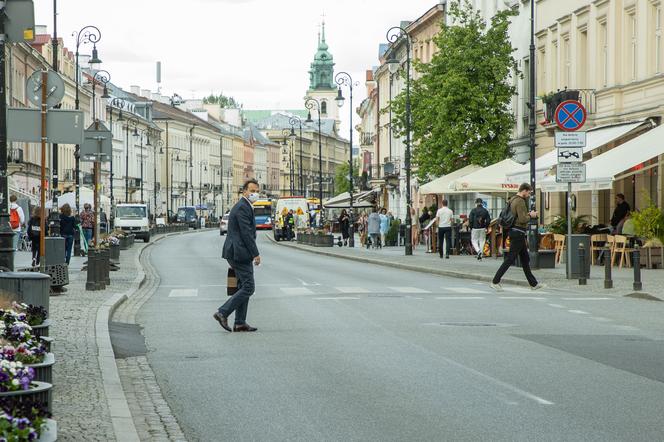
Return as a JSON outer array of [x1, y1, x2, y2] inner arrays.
[[610, 193, 630, 233]]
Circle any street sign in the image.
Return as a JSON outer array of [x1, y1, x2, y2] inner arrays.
[[557, 147, 583, 163], [554, 100, 587, 132], [555, 131, 586, 147], [26, 70, 65, 109], [556, 163, 586, 183], [7, 108, 84, 144], [4, 0, 35, 42], [81, 122, 112, 162]]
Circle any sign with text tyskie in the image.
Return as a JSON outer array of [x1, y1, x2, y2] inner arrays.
[[554, 100, 587, 132], [556, 163, 586, 183]]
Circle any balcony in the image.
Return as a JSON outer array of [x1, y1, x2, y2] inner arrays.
[[360, 132, 375, 147], [8, 148, 23, 164], [382, 157, 401, 178], [127, 178, 141, 190], [540, 88, 596, 129]]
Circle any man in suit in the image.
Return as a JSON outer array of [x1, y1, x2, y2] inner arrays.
[[213, 179, 261, 332]]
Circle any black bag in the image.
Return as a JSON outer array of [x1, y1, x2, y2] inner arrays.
[[498, 198, 515, 229], [227, 267, 238, 296]]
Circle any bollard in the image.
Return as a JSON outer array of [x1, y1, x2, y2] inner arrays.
[[578, 243, 587, 285], [85, 250, 100, 291], [604, 245, 613, 289], [99, 249, 111, 286], [633, 245, 642, 291]]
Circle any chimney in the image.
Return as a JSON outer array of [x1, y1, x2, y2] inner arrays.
[[141, 89, 151, 99], [366, 70, 373, 82], [130, 85, 141, 95]]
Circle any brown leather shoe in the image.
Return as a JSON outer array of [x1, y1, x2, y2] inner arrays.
[[233, 324, 258, 332], [213, 312, 232, 332]]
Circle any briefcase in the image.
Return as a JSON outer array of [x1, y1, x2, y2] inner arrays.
[[227, 267, 238, 296]]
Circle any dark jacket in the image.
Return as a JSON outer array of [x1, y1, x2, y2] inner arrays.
[[509, 196, 530, 230], [419, 211, 431, 226], [610, 201, 630, 227], [60, 214, 78, 236], [468, 206, 491, 229], [27, 217, 48, 242], [222, 198, 259, 263]]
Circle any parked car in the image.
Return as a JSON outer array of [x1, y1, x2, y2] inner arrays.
[[219, 214, 229, 235], [176, 206, 199, 229], [115, 204, 150, 242]]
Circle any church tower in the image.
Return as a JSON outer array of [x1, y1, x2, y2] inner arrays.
[[306, 21, 340, 125]]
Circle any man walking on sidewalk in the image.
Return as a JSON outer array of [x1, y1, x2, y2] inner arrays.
[[435, 199, 453, 259], [468, 198, 490, 260], [491, 183, 544, 291], [213, 179, 262, 332]]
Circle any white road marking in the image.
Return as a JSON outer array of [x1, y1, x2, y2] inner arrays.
[[499, 297, 546, 300], [168, 289, 198, 298], [336, 287, 371, 294], [388, 287, 431, 294], [296, 278, 321, 286], [561, 297, 613, 301], [613, 325, 639, 331], [445, 287, 488, 294], [547, 303, 565, 308], [435, 296, 486, 300], [591, 317, 612, 322], [313, 297, 360, 300], [280, 287, 314, 295], [568, 310, 590, 315]]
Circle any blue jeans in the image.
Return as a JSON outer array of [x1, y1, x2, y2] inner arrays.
[[218, 259, 255, 325], [83, 228, 93, 246], [63, 235, 74, 264]]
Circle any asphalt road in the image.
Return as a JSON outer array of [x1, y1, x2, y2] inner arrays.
[[138, 230, 664, 442]]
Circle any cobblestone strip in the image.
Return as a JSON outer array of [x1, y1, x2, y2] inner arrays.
[[113, 239, 188, 441]]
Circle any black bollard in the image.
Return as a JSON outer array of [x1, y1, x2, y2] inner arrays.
[[633, 245, 642, 291], [578, 243, 587, 285], [86, 250, 99, 291], [604, 245, 613, 289], [99, 249, 111, 286]]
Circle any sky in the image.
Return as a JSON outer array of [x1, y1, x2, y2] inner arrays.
[[34, 0, 440, 137]]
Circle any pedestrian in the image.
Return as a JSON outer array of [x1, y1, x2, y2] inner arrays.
[[9, 195, 25, 251], [434, 199, 453, 259], [367, 207, 381, 249], [358, 212, 367, 247], [410, 207, 419, 249], [468, 198, 491, 260], [339, 209, 350, 246], [213, 179, 262, 333], [100, 208, 108, 232], [80, 203, 94, 248], [27, 207, 47, 266], [491, 183, 545, 291], [419, 208, 432, 252], [610, 193, 630, 234], [59, 203, 78, 265], [379, 208, 389, 246], [285, 209, 295, 241]]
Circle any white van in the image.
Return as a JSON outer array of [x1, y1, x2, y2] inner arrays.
[[115, 204, 150, 242], [273, 197, 309, 241]]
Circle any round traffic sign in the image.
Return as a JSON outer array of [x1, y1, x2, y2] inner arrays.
[[26, 70, 65, 109], [554, 100, 587, 132]]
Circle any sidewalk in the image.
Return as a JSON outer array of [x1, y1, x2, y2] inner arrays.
[[268, 234, 662, 299]]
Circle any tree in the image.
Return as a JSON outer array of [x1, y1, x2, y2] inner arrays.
[[203, 92, 241, 109], [333, 158, 361, 196], [390, 1, 518, 181]]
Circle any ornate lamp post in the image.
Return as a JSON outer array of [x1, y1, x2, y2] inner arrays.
[[281, 128, 295, 195], [73, 25, 102, 212], [154, 139, 164, 216], [386, 26, 413, 256], [123, 117, 139, 202], [136, 129, 152, 203], [188, 124, 196, 206], [304, 97, 323, 227], [107, 97, 126, 217], [198, 160, 208, 217], [335, 71, 359, 247], [288, 116, 304, 195]]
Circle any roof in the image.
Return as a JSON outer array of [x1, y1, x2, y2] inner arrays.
[[151, 100, 220, 133], [251, 111, 341, 138], [244, 125, 279, 146], [243, 109, 308, 124]]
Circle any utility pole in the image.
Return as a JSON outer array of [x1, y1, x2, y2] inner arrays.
[[528, 0, 539, 266], [49, 0, 60, 235], [0, 2, 15, 271]]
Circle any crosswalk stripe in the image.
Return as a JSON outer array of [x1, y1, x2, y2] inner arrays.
[[499, 296, 546, 300], [314, 297, 360, 300], [168, 289, 198, 298], [280, 287, 314, 295], [568, 309, 590, 315], [435, 296, 485, 300], [336, 287, 371, 294], [388, 287, 431, 294], [445, 287, 488, 294]]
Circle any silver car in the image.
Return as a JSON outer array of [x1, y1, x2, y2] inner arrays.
[[219, 214, 229, 235]]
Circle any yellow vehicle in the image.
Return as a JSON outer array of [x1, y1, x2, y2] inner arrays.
[[252, 199, 273, 230]]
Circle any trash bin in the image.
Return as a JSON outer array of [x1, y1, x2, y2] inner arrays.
[[567, 234, 591, 279], [0, 272, 50, 311]]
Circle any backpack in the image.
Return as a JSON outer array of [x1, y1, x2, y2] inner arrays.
[[9, 208, 20, 229], [498, 198, 516, 229]]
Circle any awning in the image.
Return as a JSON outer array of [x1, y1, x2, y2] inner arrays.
[[540, 123, 664, 192], [323, 190, 377, 208], [507, 121, 646, 184], [418, 164, 482, 195], [449, 159, 523, 193]]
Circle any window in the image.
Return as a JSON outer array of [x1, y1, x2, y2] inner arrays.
[[537, 47, 546, 94], [321, 100, 327, 115], [626, 10, 637, 81], [562, 36, 571, 87], [599, 20, 608, 87], [653, 3, 662, 74], [578, 29, 589, 88], [552, 40, 558, 89]]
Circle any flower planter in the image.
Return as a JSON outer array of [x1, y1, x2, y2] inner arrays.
[[39, 336, 53, 353], [31, 319, 52, 339], [313, 235, 334, 247], [27, 353, 55, 384], [38, 418, 57, 442], [128, 234, 135, 246], [109, 243, 121, 261], [119, 236, 130, 250], [0, 381, 52, 414]]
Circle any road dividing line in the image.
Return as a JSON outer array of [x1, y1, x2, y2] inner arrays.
[[336, 287, 371, 294], [613, 325, 639, 331], [313, 297, 360, 300], [168, 289, 198, 298], [568, 310, 590, 315], [435, 296, 485, 300], [388, 287, 431, 294], [591, 316, 612, 322], [445, 287, 488, 294], [280, 287, 314, 295], [547, 303, 565, 308], [499, 297, 546, 300]]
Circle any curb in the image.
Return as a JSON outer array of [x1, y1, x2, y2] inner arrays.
[[95, 228, 211, 441]]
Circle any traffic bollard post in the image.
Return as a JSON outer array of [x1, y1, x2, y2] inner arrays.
[[578, 243, 587, 285], [632, 245, 642, 291], [604, 245, 613, 289]]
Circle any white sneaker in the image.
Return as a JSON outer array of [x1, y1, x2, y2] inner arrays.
[[490, 283, 503, 292], [530, 283, 547, 291]]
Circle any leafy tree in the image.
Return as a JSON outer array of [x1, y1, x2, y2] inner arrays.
[[203, 92, 241, 109], [333, 158, 361, 196], [390, 0, 518, 181]]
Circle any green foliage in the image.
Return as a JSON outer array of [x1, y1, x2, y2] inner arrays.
[[333, 159, 360, 196], [631, 205, 664, 245], [385, 219, 401, 246], [389, 0, 518, 180], [540, 91, 556, 104], [546, 215, 592, 234], [203, 92, 241, 109]]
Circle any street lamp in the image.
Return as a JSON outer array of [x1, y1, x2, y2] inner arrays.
[[386, 26, 413, 256], [123, 117, 139, 202], [335, 71, 359, 248], [107, 97, 125, 216], [198, 160, 208, 216], [289, 116, 304, 195], [528, 0, 540, 263], [90, 70, 110, 123], [304, 97, 323, 227], [155, 139, 164, 216], [187, 124, 196, 206], [137, 129, 152, 204], [282, 128, 295, 195], [73, 25, 102, 211]]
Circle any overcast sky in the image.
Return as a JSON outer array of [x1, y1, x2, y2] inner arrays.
[[34, 0, 440, 137]]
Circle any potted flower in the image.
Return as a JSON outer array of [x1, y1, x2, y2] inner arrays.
[[631, 204, 664, 268], [0, 359, 52, 413]]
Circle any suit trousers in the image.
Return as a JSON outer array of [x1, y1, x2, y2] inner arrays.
[[219, 258, 255, 325], [438, 227, 452, 257], [492, 229, 538, 287]]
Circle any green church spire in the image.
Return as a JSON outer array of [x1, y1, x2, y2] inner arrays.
[[308, 21, 335, 90]]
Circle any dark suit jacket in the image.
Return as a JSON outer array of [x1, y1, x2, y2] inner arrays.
[[222, 197, 259, 263]]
